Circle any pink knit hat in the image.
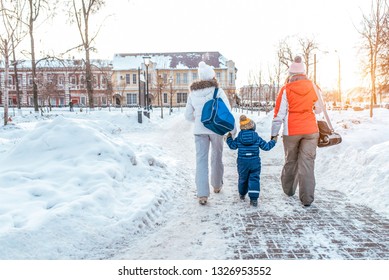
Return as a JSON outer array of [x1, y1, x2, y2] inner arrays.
[[288, 56, 305, 74]]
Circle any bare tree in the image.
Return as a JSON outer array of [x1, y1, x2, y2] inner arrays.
[[0, 0, 26, 125], [253, 68, 262, 116], [11, 38, 23, 111], [276, 36, 319, 80], [157, 73, 165, 119], [247, 70, 255, 114], [298, 37, 318, 79], [277, 38, 294, 70], [112, 71, 129, 112], [357, 0, 388, 118], [70, 0, 106, 110], [36, 71, 59, 110], [376, 1, 389, 105], [34, 57, 71, 111], [149, 69, 167, 118], [272, 57, 282, 94], [24, 0, 55, 113]]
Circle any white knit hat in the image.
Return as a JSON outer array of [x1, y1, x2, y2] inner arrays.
[[288, 56, 306, 74], [198, 61, 215, 80]]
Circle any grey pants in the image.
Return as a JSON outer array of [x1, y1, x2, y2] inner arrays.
[[194, 134, 224, 197], [281, 133, 319, 205]]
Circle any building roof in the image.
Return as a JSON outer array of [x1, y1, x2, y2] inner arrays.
[[0, 59, 112, 69], [112, 51, 230, 71]]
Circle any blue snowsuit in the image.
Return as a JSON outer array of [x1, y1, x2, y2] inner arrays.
[[226, 129, 276, 200]]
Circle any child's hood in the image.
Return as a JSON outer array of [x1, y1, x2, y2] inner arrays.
[[238, 130, 258, 146]]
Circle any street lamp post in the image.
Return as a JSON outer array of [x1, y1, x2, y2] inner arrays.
[[137, 67, 142, 123], [169, 76, 173, 115], [337, 56, 341, 107], [157, 74, 163, 119], [335, 50, 341, 111], [313, 53, 317, 84], [143, 56, 151, 118]]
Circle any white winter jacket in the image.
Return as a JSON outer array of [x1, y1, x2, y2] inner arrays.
[[185, 80, 235, 135]]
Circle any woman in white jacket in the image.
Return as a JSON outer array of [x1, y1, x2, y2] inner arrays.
[[185, 61, 236, 205]]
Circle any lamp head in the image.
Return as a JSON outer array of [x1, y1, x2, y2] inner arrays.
[[143, 56, 151, 66]]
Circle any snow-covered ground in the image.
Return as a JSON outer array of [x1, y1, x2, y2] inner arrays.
[[0, 106, 388, 260]]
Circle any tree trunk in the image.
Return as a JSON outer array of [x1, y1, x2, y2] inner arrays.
[[29, 0, 38, 112], [84, 7, 94, 110], [160, 85, 163, 119], [11, 38, 22, 111], [3, 40, 9, 126], [370, 48, 376, 118], [85, 52, 94, 109]]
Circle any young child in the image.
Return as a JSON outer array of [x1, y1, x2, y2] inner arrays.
[[226, 115, 277, 207]]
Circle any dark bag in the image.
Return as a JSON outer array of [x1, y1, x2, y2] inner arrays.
[[317, 120, 342, 148], [201, 88, 235, 135]]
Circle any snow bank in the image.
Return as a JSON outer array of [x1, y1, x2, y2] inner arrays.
[[316, 109, 389, 217], [0, 112, 176, 259]]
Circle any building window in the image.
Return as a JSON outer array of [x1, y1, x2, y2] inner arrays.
[[101, 96, 107, 105], [70, 76, 76, 85], [80, 76, 85, 88], [229, 72, 234, 85], [216, 72, 221, 81], [126, 93, 137, 105], [176, 73, 181, 84], [177, 92, 187, 103], [132, 74, 137, 84], [163, 73, 168, 84], [163, 93, 168, 104], [192, 72, 198, 81], [183, 73, 188, 84], [80, 96, 87, 106], [28, 75, 33, 85], [59, 76, 64, 85], [126, 74, 131, 84]]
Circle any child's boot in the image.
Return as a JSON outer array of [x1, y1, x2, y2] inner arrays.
[[250, 199, 258, 207]]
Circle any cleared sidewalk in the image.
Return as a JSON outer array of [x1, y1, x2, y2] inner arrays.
[[221, 147, 389, 260]]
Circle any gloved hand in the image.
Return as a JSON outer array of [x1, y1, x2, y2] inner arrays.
[[271, 135, 278, 142], [224, 132, 232, 141]]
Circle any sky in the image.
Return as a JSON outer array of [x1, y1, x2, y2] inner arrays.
[[0, 106, 388, 263], [35, 0, 372, 89]]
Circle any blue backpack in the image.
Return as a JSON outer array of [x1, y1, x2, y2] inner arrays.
[[201, 88, 235, 135]]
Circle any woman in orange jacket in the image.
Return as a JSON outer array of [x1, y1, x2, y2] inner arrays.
[[271, 56, 323, 207]]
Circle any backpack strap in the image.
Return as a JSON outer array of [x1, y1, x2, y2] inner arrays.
[[313, 83, 334, 131], [213, 88, 219, 99]]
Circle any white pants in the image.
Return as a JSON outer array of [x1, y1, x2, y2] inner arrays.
[[194, 134, 224, 197]]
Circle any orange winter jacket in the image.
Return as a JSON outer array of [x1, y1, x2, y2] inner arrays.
[[271, 79, 319, 136]]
